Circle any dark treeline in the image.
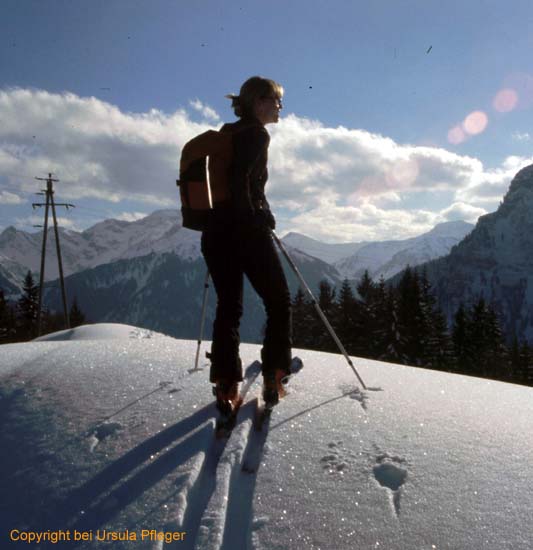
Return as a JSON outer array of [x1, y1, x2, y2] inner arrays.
[[0, 271, 86, 344], [292, 266, 533, 387]]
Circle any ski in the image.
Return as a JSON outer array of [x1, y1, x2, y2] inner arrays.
[[214, 360, 262, 439], [253, 397, 274, 433]]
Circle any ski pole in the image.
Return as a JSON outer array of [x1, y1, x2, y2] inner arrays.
[[192, 269, 210, 371], [271, 231, 367, 390]]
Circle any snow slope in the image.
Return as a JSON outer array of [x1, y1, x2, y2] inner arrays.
[[1, 324, 532, 549]]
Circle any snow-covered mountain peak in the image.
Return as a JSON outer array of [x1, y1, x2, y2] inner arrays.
[[0, 209, 201, 282], [282, 232, 366, 265], [331, 221, 473, 281], [425, 220, 473, 239]]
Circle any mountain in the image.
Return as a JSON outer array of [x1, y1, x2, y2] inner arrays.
[[0, 255, 26, 297], [1, 209, 472, 341], [42, 246, 343, 342], [282, 232, 367, 264], [0, 210, 200, 287], [1, 325, 532, 549], [422, 164, 533, 342], [333, 220, 473, 281], [0, 212, 471, 295]]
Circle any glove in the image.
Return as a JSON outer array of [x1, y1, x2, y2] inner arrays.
[[240, 209, 276, 232]]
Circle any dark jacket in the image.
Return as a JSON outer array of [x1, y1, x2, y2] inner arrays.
[[212, 117, 274, 229]]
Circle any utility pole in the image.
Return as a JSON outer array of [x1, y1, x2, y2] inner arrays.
[[32, 173, 75, 336]]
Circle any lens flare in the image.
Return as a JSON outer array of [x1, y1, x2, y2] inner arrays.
[[448, 125, 465, 145], [463, 111, 488, 135], [503, 72, 533, 108], [493, 89, 518, 112]]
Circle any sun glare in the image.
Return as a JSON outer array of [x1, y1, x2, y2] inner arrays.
[[462, 111, 488, 135], [447, 126, 466, 145], [493, 88, 518, 112]]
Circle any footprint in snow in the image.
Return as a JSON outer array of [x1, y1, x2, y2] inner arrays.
[[321, 441, 350, 475], [372, 452, 408, 517]]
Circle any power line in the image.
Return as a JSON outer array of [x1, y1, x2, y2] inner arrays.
[[32, 173, 76, 336]]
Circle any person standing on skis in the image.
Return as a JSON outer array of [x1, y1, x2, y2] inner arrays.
[[201, 75, 292, 412]]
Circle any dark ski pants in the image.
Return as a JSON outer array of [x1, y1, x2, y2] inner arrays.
[[201, 226, 292, 384]]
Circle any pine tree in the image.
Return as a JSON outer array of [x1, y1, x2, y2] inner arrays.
[[0, 289, 16, 343], [335, 279, 358, 355], [315, 280, 337, 352], [484, 304, 509, 380], [292, 287, 313, 349], [420, 269, 453, 371], [40, 308, 65, 336], [427, 308, 454, 371], [69, 297, 86, 328], [17, 271, 39, 340], [510, 337, 530, 385], [464, 298, 508, 380], [524, 343, 533, 386], [355, 271, 377, 358], [357, 270, 375, 304], [452, 303, 471, 374], [396, 266, 426, 365], [468, 298, 489, 377], [376, 285, 407, 363]]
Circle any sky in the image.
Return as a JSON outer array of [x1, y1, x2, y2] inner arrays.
[[0, 0, 532, 242]]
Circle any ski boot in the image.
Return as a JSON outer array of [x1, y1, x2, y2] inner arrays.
[[213, 380, 242, 437], [213, 380, 241, 416], [262, 369, 290, 409]]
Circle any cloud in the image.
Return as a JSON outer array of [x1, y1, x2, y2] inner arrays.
[[456, 155, 533, 205], [286, 199, 441, 242], [115, 211, 149, 222], [1, 88, 530, 241], [0, 191, 24, 205], [268, 115, 485, 210], [14, 214, 78, 230], [0, 88, 212, 206], [512, 132, 531, 142], [189, 99, 220, 121], [440, 202, 487, 224]]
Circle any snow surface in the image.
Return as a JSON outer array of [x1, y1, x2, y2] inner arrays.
[[1, 324, 533, 549]]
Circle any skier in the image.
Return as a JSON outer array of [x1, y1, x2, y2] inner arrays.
[[201, 76, 292, 415]]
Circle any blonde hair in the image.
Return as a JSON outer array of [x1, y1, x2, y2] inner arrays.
[[226, 76, 284, 118]]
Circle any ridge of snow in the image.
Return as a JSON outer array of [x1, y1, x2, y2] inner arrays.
[[33, 323, 169, 341]]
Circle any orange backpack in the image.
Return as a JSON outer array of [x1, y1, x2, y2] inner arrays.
[[177, 128, 235, 230], [177, 122, 261, 230]]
